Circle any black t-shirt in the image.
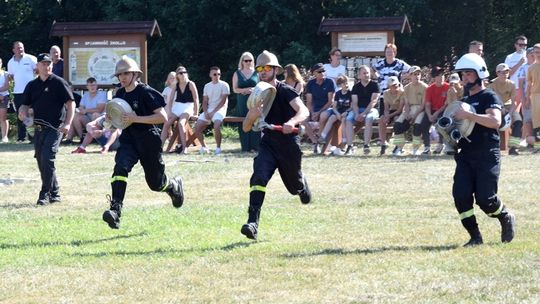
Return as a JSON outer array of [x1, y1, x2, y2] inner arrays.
[[115, 83, 166, 133], [351, 81, 380, 109], [264, 81, 299, 128], [21, 73, 74, 128], [335, 90, 352, 113], [458, 89, 503, 151]]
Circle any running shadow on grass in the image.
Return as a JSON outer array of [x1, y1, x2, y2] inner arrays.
[[69, 240, 259, 258], [281, 244, 459, 259], [0, 231, 148, 250]]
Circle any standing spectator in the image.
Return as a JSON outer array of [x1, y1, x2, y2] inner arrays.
[[452, 53, 515, 246], [7, 41, 37, 143], [50, 45, 64, 78], [379, 76, 406, 155], [393, 66, 428, 155], [0, 58, 12, 143], [344, 65, 380, 155], [468, 40, 484, 57], [305, 62, 335, 153], [526, 44, 540, 151], [65, 77, 107, 144], [284, 64, 305, 94], [319, 75, 352, 150], [240, 50, 310, 240], [517, 47, 535, 147], [504, 35, 528, 89], [193, 66, 229, 155], [422, 66, 450, 154], [161, 66, 198, 154], [102, 56, 184, 229], [323, 47, 346, 90], [488, 63, 522, 155], [372, 43, 410, 114], [232, 52, 260, 152], [17, 53, 75, 205]]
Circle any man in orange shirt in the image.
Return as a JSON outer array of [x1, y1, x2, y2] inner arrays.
[[421, 66, 450, 154]]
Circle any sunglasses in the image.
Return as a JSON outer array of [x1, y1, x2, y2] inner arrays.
[[243, 59, 253, 62], [256, 65, 273, 73], [517, 43, 527, 47], [177, 71, 187, 75], [213, 73, 221, 76], [315, 70, 325, 73]]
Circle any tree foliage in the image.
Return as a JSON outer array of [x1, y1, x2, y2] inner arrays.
[[2, 0, 540, 94]]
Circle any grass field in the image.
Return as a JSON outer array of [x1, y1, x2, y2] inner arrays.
[[0, 138, 539, 303]]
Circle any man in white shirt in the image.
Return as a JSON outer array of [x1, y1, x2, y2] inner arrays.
[[193, 66, 230, 155], [504, 35, 528, 89], [7, 41, 37, 142]]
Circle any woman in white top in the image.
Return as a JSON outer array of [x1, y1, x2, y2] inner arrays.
[[161, 71, 176, 105], [323, 47, 346, 90], [0, 58, 12, 143]]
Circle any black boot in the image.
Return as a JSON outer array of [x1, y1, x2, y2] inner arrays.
[[167, 176, 184, 208], [102, 195, 122, 229], [463, 228, 483, 247], [241, 206, 260, 240], [298, 175, 312, 204], [498, 208, 516, 243], [36, 191, 50, 206]]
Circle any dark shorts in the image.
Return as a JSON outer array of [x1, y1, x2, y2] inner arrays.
[[0, 95, 10, 109]]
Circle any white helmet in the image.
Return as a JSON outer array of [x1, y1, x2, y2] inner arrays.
[[454, 53, 490, 79]]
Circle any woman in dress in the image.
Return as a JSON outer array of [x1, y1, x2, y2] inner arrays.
[[232, 52, 259, 152]]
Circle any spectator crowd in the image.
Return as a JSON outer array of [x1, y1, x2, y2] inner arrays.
[[2, 36, 539, 157]]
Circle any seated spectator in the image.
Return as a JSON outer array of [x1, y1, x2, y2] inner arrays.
[[319, 75, 352, 153], [421, 66, 450, 154], [161, 66, 198, 154], [65, 77, 107, 143], [284, 64, 305, 94], [379, 76, 405, 155], [446, 73, 464, 103], [391, 66, 428, 155], [305, 62, 335, 153], [71, 114, 121, 154], [323, 47, 346, 90], [160, 71, 177, 151], [344, 65, 380, 155], [193, 66, 229, 155], [488, 63, 522, 155]]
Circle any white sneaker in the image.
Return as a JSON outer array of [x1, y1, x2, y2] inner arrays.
[[215, 147, 222, 155], [1, 137, 8, 143], [520, 139, 527, 147], [393, 149, 402, 156], [199, 147, 209, 154]]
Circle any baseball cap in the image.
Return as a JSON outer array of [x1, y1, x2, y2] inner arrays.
[[448, 73, 460, 84], [496, 63, 510, 73], [310, 63, 325, 73], [527, 47, 534, 54], [431, 66, 443, 77], [408, 65, 421, 74], [37, 53, 52, 63], [387, 76, 400, 86]]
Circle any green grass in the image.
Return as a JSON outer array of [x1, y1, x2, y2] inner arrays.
[[0, 140, 539, 303]]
